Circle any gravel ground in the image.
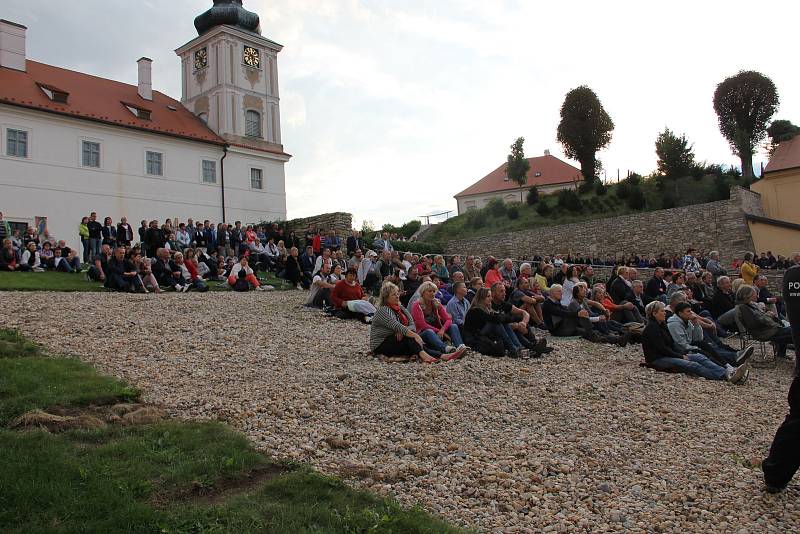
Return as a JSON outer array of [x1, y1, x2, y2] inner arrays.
[[3, 290, 800, 533]]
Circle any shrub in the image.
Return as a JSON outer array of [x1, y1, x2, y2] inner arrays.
[[382, 220, 422, 239], [535, 201, 552, 216], [690, 163, 705, 180], [661, 190, 677, 208], [526, 186, 539, 205], [627, 186, 646, 209], [578, 178, 596, 195], [595, 180, 607, 195], [466, 209, 487, 229], [486, 198, 507, 217], [557, 188, 582, 212], [507, 205, 520, 220], [710, 175, 730, 201], [725, 166, 742, 178], [390, 240, 444, 255], [615, 180, 630, 199]]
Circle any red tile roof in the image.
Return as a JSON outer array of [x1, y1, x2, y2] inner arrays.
[[455, 155, 583, 198], [0, 60, 225, 146], [764, 136, 800, 174]]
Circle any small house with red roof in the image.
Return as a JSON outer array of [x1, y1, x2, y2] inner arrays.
[[0, 1, 290, 250], [454, 151, 583, 214]]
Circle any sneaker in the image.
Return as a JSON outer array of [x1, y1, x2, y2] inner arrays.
[[181, 284, 190, 293], [255, 286, 266, 291], [507, 349, 522, 358], [175, 284, 184, 292], [456, 344, 467, 352], [442, 346, 467, 362], [727, 364, 748, 384], [364, 315, 373, 324], [736, 346, 755, 366], [444, 345, 457, 354]]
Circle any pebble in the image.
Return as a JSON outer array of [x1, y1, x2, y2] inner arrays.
[[3, 290, 799, 532]]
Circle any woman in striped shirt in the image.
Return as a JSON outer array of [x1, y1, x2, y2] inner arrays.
[[369, 282, 439, 363]]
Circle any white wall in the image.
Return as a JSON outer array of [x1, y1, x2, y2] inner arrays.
[[0, 105, 287, 251], [456, 182, 577, 214]]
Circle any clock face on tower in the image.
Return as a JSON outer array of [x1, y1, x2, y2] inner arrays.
[[194, 47, 208, 70], [243, 46, 261, 69]]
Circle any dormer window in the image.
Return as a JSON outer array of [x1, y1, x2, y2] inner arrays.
[[37, 83, 69, 104], [122, 102, 152, 120], [534, 171, 542, 177]]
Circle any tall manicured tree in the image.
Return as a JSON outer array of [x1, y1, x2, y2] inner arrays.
[[506, 137, 531, 203], [556, 85, 614, 185], [713, 70, 779, 179]]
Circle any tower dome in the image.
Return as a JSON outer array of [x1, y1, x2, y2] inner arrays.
[[194, 0, 261, 36]]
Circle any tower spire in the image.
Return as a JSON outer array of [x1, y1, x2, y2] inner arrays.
[[194, 0, 261, 36]]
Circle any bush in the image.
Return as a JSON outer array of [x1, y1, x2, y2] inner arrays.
[[486, 198, 507, 217], [507, 205, 520, 219], [390, 240, 444, 255], [690, 164, 705, 180], [710, 175, 730, 201], [382, 220, 422, 239], [627, 186, 646, 209], [705, 163, 725, 178], [661, 190, 677, 209], [466, 209, 487, 229], [526, 186, 539, 205], [557, 188, 582, 212], [595, 181, 607, 196], [578, 178, 596, 195], [535, 201, 552, 216], [615, 180, 630, 199]]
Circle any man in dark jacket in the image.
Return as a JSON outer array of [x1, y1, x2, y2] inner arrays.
[[346, 230, 362, 257], [609, 266, 636, 305], [645, 267, 668, 304], [762, 261, 800, 493], [86, 212, 103, 259], [106, 247, 144, 292], [145, 220, 166, 258], [151, 248, 184, 290], [299, 246, 316, 289], [542, 285, 595, 340]]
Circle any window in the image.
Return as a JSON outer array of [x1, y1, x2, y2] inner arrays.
[[146, 151, 163, 176], [202, 160, 217, 183], [123, 103, 152, 120], [198, 112, 208, 124], [250, 168, 263, 189], [82, 141, 100, 168], [245, 110, 262, 138], [37, 83, 69, 103], [6, 129, 28, 158]]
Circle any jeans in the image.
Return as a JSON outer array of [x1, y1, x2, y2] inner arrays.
[[649, 353, 727, 380], [89, 238, 101, 259], [481, 323, 520, 352], [420, 329, 449, 357], [81, 237, 90, 263]]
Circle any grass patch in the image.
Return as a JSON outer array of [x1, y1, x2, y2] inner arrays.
[[0, 271, 294, 292], [0, 329, 41, 358], [0, 329, 462, 533]]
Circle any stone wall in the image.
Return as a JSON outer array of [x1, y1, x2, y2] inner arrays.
[[284, 212, 353, 236], [445, 187, 764, 266]]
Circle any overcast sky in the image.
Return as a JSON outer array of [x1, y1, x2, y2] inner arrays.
[[6, 0, 800, 227]]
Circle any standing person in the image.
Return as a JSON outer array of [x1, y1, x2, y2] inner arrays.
[[762, 260, 800, 493], [86, 212, 103, 259], [79, 216, 91, 263], [116, 217, 133, 248], [145, 220, 166, 258], [138, 220, 148, 251], [346, 230, 362, 257], [740, 252, 759, 285], [101, 217, 117, 247]]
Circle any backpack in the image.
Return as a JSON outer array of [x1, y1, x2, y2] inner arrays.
[[232, 270, 250, 292]]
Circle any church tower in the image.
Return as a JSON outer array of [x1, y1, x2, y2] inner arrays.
[[175, 0, 284, 153]]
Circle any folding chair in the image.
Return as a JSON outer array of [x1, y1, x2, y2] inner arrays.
[[734, 307, 776, 367]]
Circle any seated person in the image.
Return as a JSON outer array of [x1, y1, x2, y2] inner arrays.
[[463, 287, 519, 357], [569, 283, 628, 341], [131, 250, 161, 293], [0, 238, 18, 271], [306, 262, 336, 308], [357, 250, 380, 293], [631, 280, 647, 317], [331, 268, 377, 322], [543, 284, 621, 344], [510, 277, 545, 327], [106, 247, 145, 292], [402, 268, 422, 307], [755, 274, 784, 319], [484, 258, 503, 288], [490, 282, 551, 355], [667, 302, 751, 368], [465, 276, 484, 302], [369, 282, 441, 362], [282, 246, 303, 288], [645, 267, 668, 304], [54, 247, 82, 273], [667, 272, 688, 299], [736, 285, 795, 359], [431, 255, 450, 284], [593, 285, 644, 325], [173, 251, 208, 292], [411, 281, 467, 359], [39, 242, 56, 270], [299, 246, 316, 289], [642, 301, 748, 383], [152, 247, 186, 291], [499, 258, 518, 291], [710, 275, 737, 330], [19, 242, 44, 272], [534, 263, 554, 294], [227, 256, 265, 291], [87, 244, 113, 282], [445, 281, 471, 330]]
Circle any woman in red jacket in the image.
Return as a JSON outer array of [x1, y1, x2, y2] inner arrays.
[[411, 281, 467, 360], [331, 268, 377, 322], [484, 257, 502, 288]]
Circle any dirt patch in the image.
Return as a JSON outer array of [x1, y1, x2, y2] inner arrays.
[[9, 403, 167, 432], [10, 409, 106, 432], [122, 407, 167, 425], [152, 463, 292, 507]]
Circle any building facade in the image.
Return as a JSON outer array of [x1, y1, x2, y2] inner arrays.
[[0, 1, 289, 251], [454, 151, 583, 215]]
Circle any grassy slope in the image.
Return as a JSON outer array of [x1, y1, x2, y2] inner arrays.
[[0, 271, 293, 292], [0, 330, 462, 533], [428, 173, 747, 244]]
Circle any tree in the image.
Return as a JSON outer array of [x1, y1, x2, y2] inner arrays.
[[713, 70, 779, 179], [655, 128, 695, 178], [766, 119, 800, 155], [506, 137, 531, 187], [557, 188, 581, 212], [526, 186, 539, 205], [556, 85, 614, 184], [627, 186, 645, 210]]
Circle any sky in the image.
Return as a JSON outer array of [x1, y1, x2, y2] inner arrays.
[[5, 0, 800, 228]]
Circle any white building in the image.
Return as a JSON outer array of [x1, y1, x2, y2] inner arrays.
[[0, 1, 290, 251]]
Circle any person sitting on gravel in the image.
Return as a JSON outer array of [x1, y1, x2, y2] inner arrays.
[[173, 252, 208, 292], [431, 255, 450, 284], [463, 287, 522, 357], [369, 282, 440, 363], [543, 284, 627, 346], [306, 262, 336, 308], [667, 301, 752, 369], [227, 255, 265, 292], [411, 281, 467, 359], [510, 276, 545, 328], [152, 248, 186, 291], [645, 267, 668, 304], [534, 263, 554, 294], [445, 281, 470, 330], [490, 283, 551, 355], [642, 301, 749, 383], [331, 268, 377, 322], [106, 247, 145, 292]]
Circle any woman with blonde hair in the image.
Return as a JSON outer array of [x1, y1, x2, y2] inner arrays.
[[369, 282, 439, 363], [411, 281, 467, 360], [740, 252, 758, 285], [463, 287, 524, 357]]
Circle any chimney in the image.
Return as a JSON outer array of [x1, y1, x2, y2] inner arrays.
[[0, 19, 27, 72], [544, 149, 551, 156], [137, 57, 153, 101]]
